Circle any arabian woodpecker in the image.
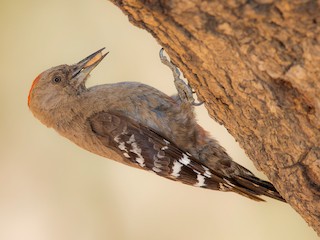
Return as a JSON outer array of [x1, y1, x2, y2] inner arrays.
[[28, 48, 285, 202]]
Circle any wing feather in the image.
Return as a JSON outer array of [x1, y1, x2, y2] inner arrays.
[[89, 111, 285, 202]]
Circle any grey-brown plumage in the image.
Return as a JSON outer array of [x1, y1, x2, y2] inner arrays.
[[28, 48, 285, 202]]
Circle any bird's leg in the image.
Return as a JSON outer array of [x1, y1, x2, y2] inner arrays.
[[159, 49, 203, 106], [159, 50, 242, 175]]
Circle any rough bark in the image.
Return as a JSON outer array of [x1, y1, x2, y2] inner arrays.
[[109, 0, 320, 234]]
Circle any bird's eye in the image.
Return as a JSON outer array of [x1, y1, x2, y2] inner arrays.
[[52, 76, 62, 84]]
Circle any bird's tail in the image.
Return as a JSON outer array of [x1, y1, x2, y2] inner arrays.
[[204, 170, 285, 202], [175, 154, 286, 202], [233, 174, 285, 202]]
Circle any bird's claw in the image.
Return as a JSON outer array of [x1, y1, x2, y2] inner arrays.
[[159, 48, 203, 106]]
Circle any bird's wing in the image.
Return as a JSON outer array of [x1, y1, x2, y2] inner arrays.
[[88, 111, 284, 202]]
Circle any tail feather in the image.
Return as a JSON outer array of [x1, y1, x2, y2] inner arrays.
[[234, 175, 285, 202], [204, 174, 285, 202]]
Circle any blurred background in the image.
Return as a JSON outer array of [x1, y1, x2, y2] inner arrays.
[[0, 0, 317, 239]]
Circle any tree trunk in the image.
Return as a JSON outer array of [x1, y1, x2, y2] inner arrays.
[[109, 0, 320, 234]]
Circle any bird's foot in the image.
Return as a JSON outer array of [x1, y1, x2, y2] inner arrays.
[[159, 48, 203, 106]]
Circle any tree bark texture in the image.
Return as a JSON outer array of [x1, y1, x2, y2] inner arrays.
[[109, 0, 320, 234]]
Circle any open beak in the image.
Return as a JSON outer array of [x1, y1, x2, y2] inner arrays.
[[71, 48, 108, 86]]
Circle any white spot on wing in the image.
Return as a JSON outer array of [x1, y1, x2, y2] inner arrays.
[[202, 166, 212, 178], [179, 153, 191, 165], [118, 141, 127, 151], [152, 167, 161, 173], [163, 139, 170, 145], [223, 178, 235, 187], [194, 174, 206, 187], [153, 157, 162, 169], [156, 151, 164, 159], [127, 134, 145, 167], [161, 146, 168, 150], [114, 135, 120, 142], [171, 161, 183, 178], [114, 133, 128, 152], [219, 179, 234, 191], [127, 135, 135, 144]]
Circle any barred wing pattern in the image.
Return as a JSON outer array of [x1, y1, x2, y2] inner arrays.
[[89, 111, 284, 202]]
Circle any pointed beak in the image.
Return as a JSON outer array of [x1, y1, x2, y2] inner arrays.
[[71, 48, 108, 86]]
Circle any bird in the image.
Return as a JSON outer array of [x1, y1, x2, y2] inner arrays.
[[28, 48, 285, 202]]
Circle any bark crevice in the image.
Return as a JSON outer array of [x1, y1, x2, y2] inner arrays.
[[109, 0, 320, 234]]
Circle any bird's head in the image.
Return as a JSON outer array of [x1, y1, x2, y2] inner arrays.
[[28, 48, 108, 124]]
